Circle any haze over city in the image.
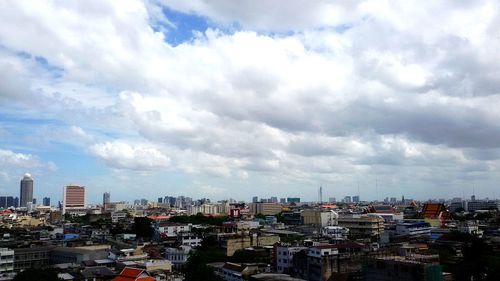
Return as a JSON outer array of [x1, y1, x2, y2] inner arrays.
[[1, 0, 500, 203]]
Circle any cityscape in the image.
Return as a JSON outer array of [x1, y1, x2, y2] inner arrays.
[[0, 173, 498, 280], [2, 1, 500, 281]]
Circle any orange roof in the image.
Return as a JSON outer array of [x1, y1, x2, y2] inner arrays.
[[421, 203, 446, 219], [321, 204, 337, 209]]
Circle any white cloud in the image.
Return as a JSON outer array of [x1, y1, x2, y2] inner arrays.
[[90, 141, 170, 171], [0, 149, 41, 168], [1, 0, 500, 199]]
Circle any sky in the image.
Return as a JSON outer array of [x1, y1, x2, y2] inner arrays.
[[1, 0, 500, 204]]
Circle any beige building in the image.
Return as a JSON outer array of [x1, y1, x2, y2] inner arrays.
[[221, 234, 280, 256], [337, 214, 385, 239], [249, 203, 282, 215], [301, 209, 338, 226]]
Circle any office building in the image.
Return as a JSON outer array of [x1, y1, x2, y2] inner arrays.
[[252, 196, 259, 203], [158, 197, 163, 203], [32, 198, 36, 205], [344, 196, 352, 203], [42, 197, 50, 206], [19, 173, 34, 208], [103, 192, 110, 206], [0, 196, 15, 209], [287, 197, 300, 203], [63, 185, 86, 215], [353, 195, 360, 203], [249, 202, 282, 215]]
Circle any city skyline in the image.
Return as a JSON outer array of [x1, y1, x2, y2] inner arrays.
[[2, 1, 500, 203]]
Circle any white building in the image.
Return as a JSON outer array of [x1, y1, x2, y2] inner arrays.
[[395, 221, 432, 237], [321, 226, 349, 241], [276, 245, 307, 273], [165, 245, 192, 270], [0, 248, 14, 275]]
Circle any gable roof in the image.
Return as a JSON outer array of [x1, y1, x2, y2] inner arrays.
[[112, 267, 156, 281]]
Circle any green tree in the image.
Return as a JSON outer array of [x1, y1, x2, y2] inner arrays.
[[132, 217, 154, 240]]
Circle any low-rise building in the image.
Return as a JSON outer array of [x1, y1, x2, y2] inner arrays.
[[338, 214, 385, 240], [301, 210, 338, 227], [0, 248, 14, 275], [275, 245, 307, 274], [363, 256, 443, 281], [396, 221, 432, 238], [165, 245, 192, 270]]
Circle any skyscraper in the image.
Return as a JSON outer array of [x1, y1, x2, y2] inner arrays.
[[43, 197, 50, 206], [19, 173, 33, 208], [63, 185, 86, 215], [103, 192, 110, 205]]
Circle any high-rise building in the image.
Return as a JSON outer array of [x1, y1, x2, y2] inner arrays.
[[32, 198, 37, 205], [0, 196, 14, 208], [19, 173, 33, 208], [252, 196, 259, 203], [13, 197, 19, 208], [43, 197, 50, 206], [158, 197, 163, 203], [353, 195, 360, 203], [62, 185, 86, 215], [103, 192, 110, 205], [344, 196, 352, 203]]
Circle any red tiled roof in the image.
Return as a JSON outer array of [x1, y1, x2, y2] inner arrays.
[[421, 203, 446, 219], [112, 267, 154, 281], [121, 267, 143, 278]]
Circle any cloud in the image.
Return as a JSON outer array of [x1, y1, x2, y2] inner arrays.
[[1, 0, 500, 199], [0, 149, 42, 168], [90, 141, 170, 171]]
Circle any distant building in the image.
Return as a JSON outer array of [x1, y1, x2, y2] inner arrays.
[[287, 197, 300, 203], [270, 197, 278, 203], [328, 197, 336, 203], [280, 198, 286, 204], [344, 196, 351, 203], [103, 192, 110, 205], [0, 196, 15, 209], [42, 197, 50, 206], [63, 185, 86, 215], [252, 196, 259, 203], [352, 195, 360, 203], [249, 202, 282, 215], [140, 199, 148, 206], [157, 197, 163, 203], [32, 198, 37, 205], [466, 199, 500, 212], [20, 173, 34, 208]]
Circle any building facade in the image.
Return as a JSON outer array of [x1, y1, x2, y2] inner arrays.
[[63, 185, 86, 215], [19, 173, 33, 208]]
